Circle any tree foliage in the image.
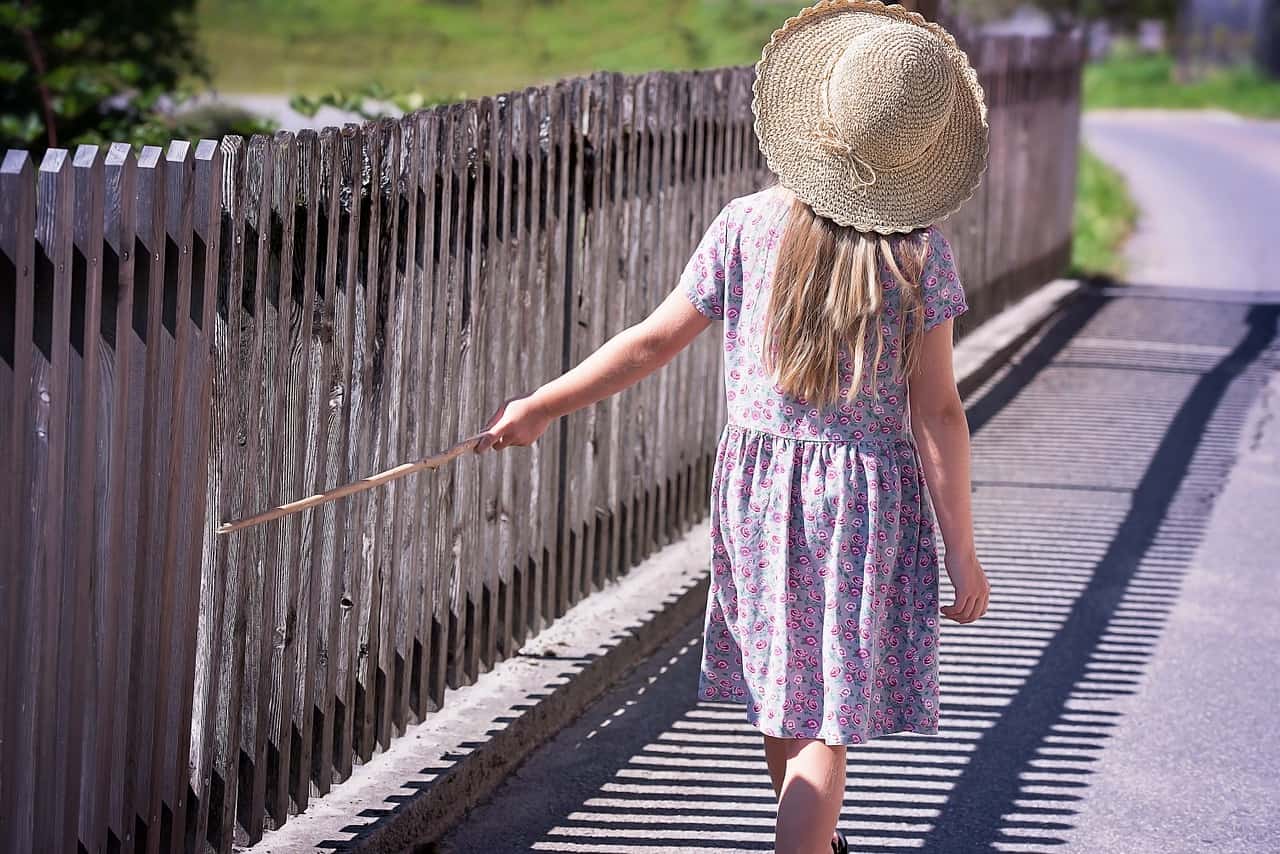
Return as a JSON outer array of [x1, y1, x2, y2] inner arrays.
[[0, 0, 270, 153]]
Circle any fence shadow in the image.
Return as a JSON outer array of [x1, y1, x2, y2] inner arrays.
[[424, 288, 1278, 852]]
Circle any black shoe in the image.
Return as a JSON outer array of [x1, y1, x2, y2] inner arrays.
[[831, 828, 849, 854]]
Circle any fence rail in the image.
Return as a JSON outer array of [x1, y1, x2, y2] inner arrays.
[[0, 33, 1083, 854]]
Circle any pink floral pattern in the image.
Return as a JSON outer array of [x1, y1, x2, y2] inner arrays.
[[681, 187, 967, 745]]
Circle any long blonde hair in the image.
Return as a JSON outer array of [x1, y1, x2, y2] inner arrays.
[[761, 189, 929, 408]]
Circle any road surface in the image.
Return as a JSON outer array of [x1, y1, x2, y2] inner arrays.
[[432, 110, 1280, 853]]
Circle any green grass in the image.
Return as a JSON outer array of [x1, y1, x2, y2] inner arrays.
[[1084, 45, 1280, 119], [195, 0, 799, 96], [1069, 146, 1139, 280]]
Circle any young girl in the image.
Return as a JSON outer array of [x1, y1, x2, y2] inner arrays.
[[476, 3, 991, 852]]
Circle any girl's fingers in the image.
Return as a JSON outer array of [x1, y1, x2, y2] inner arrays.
[[966, 592, 986, 622], [943, 593, 978, 623]]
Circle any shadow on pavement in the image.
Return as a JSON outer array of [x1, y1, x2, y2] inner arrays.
[[429, 288, 1279, 853]]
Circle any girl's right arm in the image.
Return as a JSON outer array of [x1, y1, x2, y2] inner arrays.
[[907, 316, 990, 624]]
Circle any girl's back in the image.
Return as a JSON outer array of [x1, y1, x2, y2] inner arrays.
[[682, 185, 968, 444]]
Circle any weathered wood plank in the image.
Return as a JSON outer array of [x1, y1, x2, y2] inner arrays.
[[349, 119, 386, 766], [503, 90, 535, 652], [204, 133, 252, 854], [488, 91, 518, 663], [460, 103, 485, 686], [244, 130, 296, 829], [320, 125, 364, 790], [387, 112, 423, 734], [371, 118, 404, 751], [287, 128, 323, 814], [261, 128, 306, 826], [145, 139, 193, 854], [118, 144, 167, 852], [229, 132, 277, 845], [306, 126, 351, 799], [546, 81, 573, 626], [408, 109, 441, 719], [651, 73, 674, 553], [68, 143, 105, 851], [581, 73, 611, 596], [427, 104, 460, 707], [616, 73, 642, 578], [474, 94, 501, 673], [165, 137, 221, 850], [31, 147, 74, 853], [0, 149, 37, 854], [594, 72, 624, 591], [560, 78, 588, 612], [441, 103, 471, 692], [183, 137, 225, 854], [521, 86, 549, 641]]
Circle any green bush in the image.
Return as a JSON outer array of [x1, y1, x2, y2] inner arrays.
[[1069, 146, 1139, 280]]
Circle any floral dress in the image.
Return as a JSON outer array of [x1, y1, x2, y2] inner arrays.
[[680, 186, 968, 746]]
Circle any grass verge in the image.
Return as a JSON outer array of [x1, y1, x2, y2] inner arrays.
[[195, 0, 799, 96], [1084, 47, 1280, 119], [1069, 146, 1139, 280]]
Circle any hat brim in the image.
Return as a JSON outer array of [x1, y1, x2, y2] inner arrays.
[[751, 0, 989, 234]]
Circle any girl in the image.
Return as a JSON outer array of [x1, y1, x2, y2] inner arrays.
[[476, 3, 991, 852]]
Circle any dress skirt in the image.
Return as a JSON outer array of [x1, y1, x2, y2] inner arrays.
[[698, 421, 942, 746]]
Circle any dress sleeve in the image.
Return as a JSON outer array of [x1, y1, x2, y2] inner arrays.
[[920, 227, 969, 333], [679, 202, 733, 322]]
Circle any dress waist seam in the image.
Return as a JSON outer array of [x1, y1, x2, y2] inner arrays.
[[724, 420, 913, 446]]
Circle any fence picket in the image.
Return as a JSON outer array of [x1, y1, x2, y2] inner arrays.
[[31, 148, 74, 853], [288, 128, 322, 815], [308, 125, 351, 799], [0, 148, 36, 854], [69, 142, 105, 851], [185, 137, 225, 854]]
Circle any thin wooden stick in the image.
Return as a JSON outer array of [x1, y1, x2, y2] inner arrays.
[[216, 432, 490, 535]]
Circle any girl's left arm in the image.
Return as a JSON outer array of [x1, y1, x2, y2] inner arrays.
[[473, 287, 712, 451]]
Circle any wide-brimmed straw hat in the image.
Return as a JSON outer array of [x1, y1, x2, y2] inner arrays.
[[751, 0, 989, 234]]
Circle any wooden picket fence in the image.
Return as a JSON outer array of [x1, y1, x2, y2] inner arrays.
[[0, 34, 1083, 854]]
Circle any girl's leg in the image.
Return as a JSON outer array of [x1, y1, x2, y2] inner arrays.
[[766, 734, 847, 854], [763, 734, 787, 798]]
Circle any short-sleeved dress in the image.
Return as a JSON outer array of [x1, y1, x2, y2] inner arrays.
[[680, 186, 968, 747]]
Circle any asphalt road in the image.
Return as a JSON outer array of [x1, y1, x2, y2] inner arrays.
[[433, 111, 1280, 854]]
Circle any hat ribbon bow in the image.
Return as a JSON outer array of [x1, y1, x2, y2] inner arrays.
[[809, 116, 877, 191]]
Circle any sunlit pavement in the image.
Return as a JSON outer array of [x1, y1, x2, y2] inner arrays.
[[434, 112, 1280, 854]]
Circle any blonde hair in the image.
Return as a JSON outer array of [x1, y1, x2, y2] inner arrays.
[[761, 188, 929, 408]]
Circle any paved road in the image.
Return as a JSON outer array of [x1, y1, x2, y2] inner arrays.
[[1083, 110, 1280, 293], [434, 112, 1280, 853]]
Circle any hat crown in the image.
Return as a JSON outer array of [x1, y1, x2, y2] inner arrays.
[[825, 22, 957, 169]]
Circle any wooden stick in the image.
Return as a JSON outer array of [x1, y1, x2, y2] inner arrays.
[[216, 432, 490, 535]]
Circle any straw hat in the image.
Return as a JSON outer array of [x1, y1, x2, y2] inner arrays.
[[751, 0, 989, 234]]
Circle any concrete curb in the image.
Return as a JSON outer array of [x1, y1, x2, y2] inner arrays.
[[242, 278, 1084, 854]]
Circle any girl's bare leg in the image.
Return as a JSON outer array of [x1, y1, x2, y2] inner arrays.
[[763, 734, 787, 798], [766, 735, 846, 854]]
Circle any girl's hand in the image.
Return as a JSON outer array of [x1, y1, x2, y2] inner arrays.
[[475, 394, 555, 453], [940, 553, 990, 624]]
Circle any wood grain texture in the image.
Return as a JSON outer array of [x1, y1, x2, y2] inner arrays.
[[31, 148, 74, 854], [0, 149, 36, 854], [68, 143, 104, 851]]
